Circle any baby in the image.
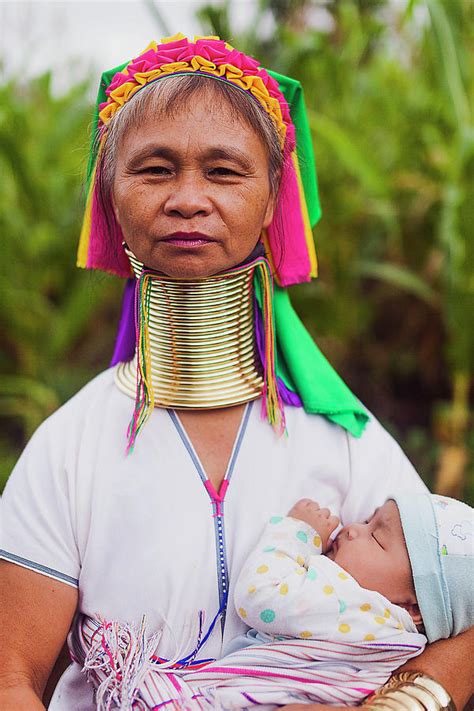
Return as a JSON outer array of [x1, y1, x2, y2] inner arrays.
[[233, 493, 473, 648], [232, 497, 423, 647], [198, 491, 472, 708]]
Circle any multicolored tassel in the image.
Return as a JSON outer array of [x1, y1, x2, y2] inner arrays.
[[126, 271, 155, 453], [254, 259, 286, 436], [76, 139, 103, 269]]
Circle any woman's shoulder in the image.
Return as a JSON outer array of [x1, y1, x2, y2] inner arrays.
[[42, 366, 121, 421], [0, 369, 123, 585], [3, 367, 133, 506], [62, 365, 118, 404], [286, 402, 407, 458], [24, 366, 130, 453], [285, 404, 426, 517], [285, 403, 352, 442]]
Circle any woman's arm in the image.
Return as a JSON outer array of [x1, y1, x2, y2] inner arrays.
[[0, 562, 78, 710], [395, 627, 474, 709], [280, 628, 474, 710]]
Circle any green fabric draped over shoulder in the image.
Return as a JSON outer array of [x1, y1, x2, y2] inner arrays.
[[255, 281, 369, 438]]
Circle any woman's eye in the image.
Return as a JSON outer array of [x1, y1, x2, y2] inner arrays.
[[142, 166, 171, 175], [209, 167, 238, 177]]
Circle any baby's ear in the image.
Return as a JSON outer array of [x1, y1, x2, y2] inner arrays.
[[399, 602, 423, 626]]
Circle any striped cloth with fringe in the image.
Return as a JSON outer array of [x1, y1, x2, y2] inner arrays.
[[70, 613, 425, 710]]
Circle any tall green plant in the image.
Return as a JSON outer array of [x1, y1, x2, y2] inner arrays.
[[0, 74, 122, 489], [421, 0, 473, 495]]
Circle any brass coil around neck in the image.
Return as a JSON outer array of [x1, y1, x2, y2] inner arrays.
[[115, 251, 264, 409]]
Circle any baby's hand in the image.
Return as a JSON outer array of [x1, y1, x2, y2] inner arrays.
[[287, 499, 339, 553]]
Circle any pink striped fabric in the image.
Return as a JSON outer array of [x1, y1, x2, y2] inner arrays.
[[70, 613, 425, 710]]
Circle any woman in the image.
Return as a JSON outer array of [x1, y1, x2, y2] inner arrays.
[[1, 35, 472, 710]]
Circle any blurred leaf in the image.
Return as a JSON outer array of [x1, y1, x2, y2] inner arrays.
[[355, 261, 438, 305], [308, 111, 389, 197], [426, 0, 470, 129], [0, 74, 122, 483]]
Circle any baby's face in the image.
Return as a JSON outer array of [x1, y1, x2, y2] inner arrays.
[[327, 501, 415, 605]]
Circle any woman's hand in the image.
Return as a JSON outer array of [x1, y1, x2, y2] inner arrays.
[[287, 499, 339, 552], [397, 625, 474, 710]]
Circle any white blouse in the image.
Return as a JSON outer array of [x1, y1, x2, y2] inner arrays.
[[0, 368, 427, 709]]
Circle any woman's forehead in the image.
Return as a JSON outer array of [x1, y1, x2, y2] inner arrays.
[[123, 85, 252, 136], [118, 104, 267, 160]]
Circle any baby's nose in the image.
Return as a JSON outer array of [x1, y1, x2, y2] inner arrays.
[[344, 523, 362, 540]]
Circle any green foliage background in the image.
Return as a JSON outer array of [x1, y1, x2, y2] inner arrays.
[[1, 0, 472, 501]]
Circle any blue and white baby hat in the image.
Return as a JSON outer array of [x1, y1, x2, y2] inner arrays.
[[392, 493, 473, 643]]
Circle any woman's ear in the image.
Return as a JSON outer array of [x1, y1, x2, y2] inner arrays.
[[399, 602, 423, 626], [111, 191, 120, 223], [262, 193, 276, 229]]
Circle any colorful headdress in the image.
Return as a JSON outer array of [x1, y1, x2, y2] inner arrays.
[[77, 34, 320, 287]]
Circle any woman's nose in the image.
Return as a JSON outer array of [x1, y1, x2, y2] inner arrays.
[[163, 174, 212, 219]]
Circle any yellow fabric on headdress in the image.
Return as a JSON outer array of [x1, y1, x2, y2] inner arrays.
[[98, 59, 287, 147], [77, 156, 100, 269]]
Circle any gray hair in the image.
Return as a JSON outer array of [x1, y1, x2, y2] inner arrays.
[[97, 74, 283, 203]]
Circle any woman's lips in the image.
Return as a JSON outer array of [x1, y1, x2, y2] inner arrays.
[[161, 232, 216, 248]]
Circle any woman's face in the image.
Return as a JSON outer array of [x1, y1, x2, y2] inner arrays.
[[112, 95, 276, 278]]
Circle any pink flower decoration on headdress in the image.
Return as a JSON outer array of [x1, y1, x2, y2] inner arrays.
[[98, 34, 292, 149]]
